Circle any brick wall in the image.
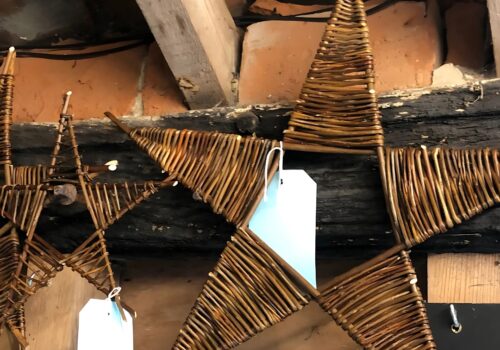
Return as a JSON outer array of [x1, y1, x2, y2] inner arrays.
[[4, 0, 492, 121]]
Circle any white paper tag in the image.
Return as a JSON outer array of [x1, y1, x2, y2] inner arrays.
[[78, 298, 133, 350], [249, 170, 317, 287]]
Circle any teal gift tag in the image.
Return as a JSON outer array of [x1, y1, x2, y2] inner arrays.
[[249, 167, 317, 288]]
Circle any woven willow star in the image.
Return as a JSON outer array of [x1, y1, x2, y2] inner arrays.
[[100, 3, 429, 347], [0, 51, 175, 348], [107, 0, 499, 349], [1, 0, 494, 348]]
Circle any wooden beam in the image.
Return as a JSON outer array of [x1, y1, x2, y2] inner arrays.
[[428, 253, 500, 303], [0, 327, 17, 350], [9, 80, 500, 254], [136, 0, 240, 109], [24, 268, 104, 350], [488, 0, 500, 76]]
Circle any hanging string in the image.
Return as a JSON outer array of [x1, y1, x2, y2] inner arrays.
[[263, 141, 284, 201]]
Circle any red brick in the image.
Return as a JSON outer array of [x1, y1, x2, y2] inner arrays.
[[369, 0, 443, 92], [13, 46, 146, 122], [142, 43, 188, 116], [239, 1, 443, 105], [239, 21, 325, 104], [445, 2, 487, 69]]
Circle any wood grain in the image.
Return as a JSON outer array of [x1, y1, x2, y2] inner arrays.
[[0, 326, 18, 350], [136, 0, 239, 108], [428, 253, 500, 303], [24, 267, 104, 350], [488, 0, 500, 77]]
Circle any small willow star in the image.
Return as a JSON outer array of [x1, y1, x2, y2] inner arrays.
[[0, 49, 175, 348]]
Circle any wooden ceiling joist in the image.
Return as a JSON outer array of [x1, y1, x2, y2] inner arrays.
[[136, 0, 240, 109]]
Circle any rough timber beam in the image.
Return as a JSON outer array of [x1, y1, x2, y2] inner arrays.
[[9, 80, 500, 255], [136, 0, 240, 108]]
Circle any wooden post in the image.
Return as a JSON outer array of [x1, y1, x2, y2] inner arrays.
[[24, 268, 105, 350], [488, 0, 500, 76], [428, 253, 500, 303], [136, 0, 240, 109]]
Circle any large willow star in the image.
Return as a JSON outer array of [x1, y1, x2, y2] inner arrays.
[[106, 0, 499, 348], [101, 0, 426, 348]]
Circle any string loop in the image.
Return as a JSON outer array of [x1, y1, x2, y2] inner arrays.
[[107, 286, 121, 299], [263, 141, 283, 201]]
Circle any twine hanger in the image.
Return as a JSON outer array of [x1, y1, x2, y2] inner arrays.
[[263, 141, 284, 201]]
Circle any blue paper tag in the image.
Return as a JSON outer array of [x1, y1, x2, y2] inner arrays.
[[78, 298, 133, 350], [249, 170, 317, 287]]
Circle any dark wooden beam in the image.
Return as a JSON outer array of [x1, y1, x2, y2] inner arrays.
[[12, 79, 500, 256]]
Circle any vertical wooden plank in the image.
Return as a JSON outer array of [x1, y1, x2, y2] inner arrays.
[[24, 268, 104, 350], [488, 0, 500, 76], [121, 256, 361, 350], [136, 0, 240, 109], [428, 253, 500, 303], [0, 326, 18, 350]]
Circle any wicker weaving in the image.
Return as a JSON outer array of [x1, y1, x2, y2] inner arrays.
[[0, 49, 63, 346], [0, 224, 26, 343], [105, 113, 280, 226], [0, 53, 174, 347], [29, 0, 498, 346], [320, 246, 435, 349], [0, 48, 14, 182], [283, 0, 383, 154], [11, 165, 49, 185], [105, 125, 438, 350], [173, 228, 313, 350], [0, 186, 64, 346], [381, 146, 500, 247], [0, 226, 19, 327]]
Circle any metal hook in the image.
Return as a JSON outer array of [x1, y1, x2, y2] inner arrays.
[[450, 304, 462, 334]]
